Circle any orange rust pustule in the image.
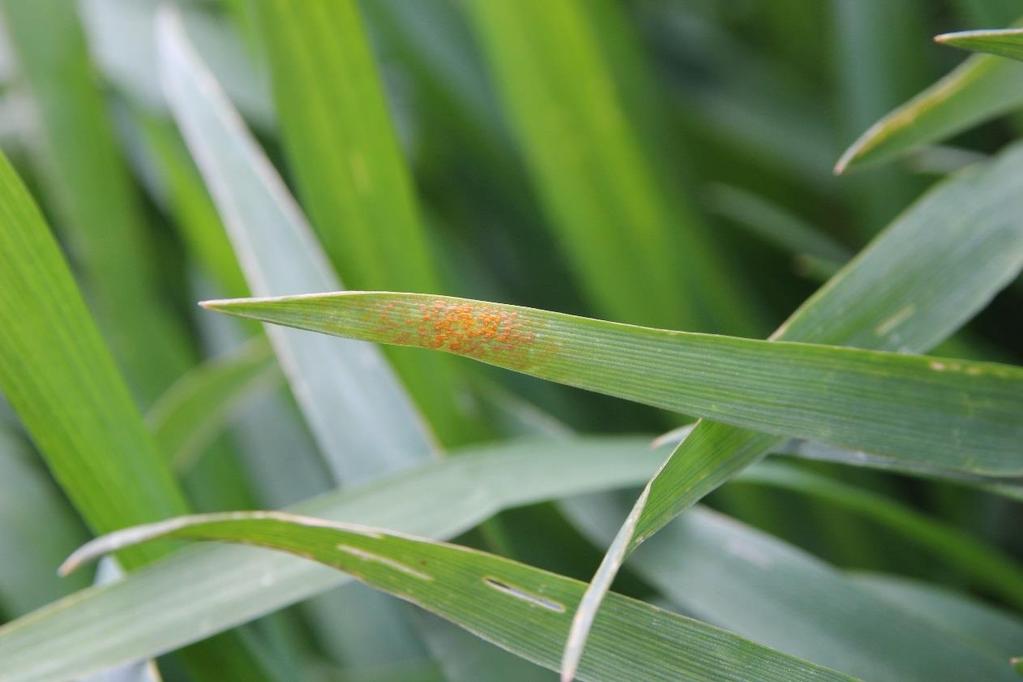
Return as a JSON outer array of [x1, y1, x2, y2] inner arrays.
[[375, 299, 538, 368]]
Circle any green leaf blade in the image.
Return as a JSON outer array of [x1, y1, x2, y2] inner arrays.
[[0, 149, 187, 566], [936, 28, 1023, 61], [60, 511, 853, 682], [249, 0, 485, 446], [836, 18, 1023, 172], [201, 291, 1023, 477]]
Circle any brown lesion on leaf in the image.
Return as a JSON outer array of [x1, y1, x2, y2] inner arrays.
[[374, 298, 543, 370]]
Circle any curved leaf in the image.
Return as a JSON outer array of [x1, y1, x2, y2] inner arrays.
[[59, 511, 852, 682], [836, 18, 1023, 172]]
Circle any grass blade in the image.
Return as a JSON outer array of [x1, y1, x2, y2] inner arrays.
[[158, 6, 435, 482], [202, 290, 1023, 477], [0, 437, 662, 678], [836, 17, 1023, 173], [559, 135, 1023, 675], [0, 148, 187, 564], [464, 0, 754, 333], [562, 500, 1017, 681], [248, 0, 485, 446], [936, 28, 1023, 61], [59, 512, 852, 682]]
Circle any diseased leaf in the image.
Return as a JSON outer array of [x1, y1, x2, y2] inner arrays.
[[0, 437, 663, 679], [202, 291, 1023, 477]]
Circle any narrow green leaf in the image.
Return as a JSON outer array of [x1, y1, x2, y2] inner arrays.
[[464, 0, 754, 333], [2, 0, 195, 405], [0, 148, 187, 565], [0, 92, 274, 682], [831, 0, 930, 230], [0, 437, 662, 678], [60, 512, 851, 682], [156, 9, 461, 668], [248, 0, 484, 446], [937, 28, 1023, 61], [158, 7, 435, 483], [202, 291, 1023, 477], [146, 338, 279, 473], [562, 500, 1017, 681], [562, 136, 1023, 676], [835, 17, 1023, 173]]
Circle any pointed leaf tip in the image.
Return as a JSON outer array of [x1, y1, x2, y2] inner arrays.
[[932, 29, 1023, 61]]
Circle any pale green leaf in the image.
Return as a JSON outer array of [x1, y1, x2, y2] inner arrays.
[[851, 572, 1023, 661], [0, 437, 663, 679], [158, 6, 435, 483], [156, 6, 440, 667], [79, 0, 272, 128]]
